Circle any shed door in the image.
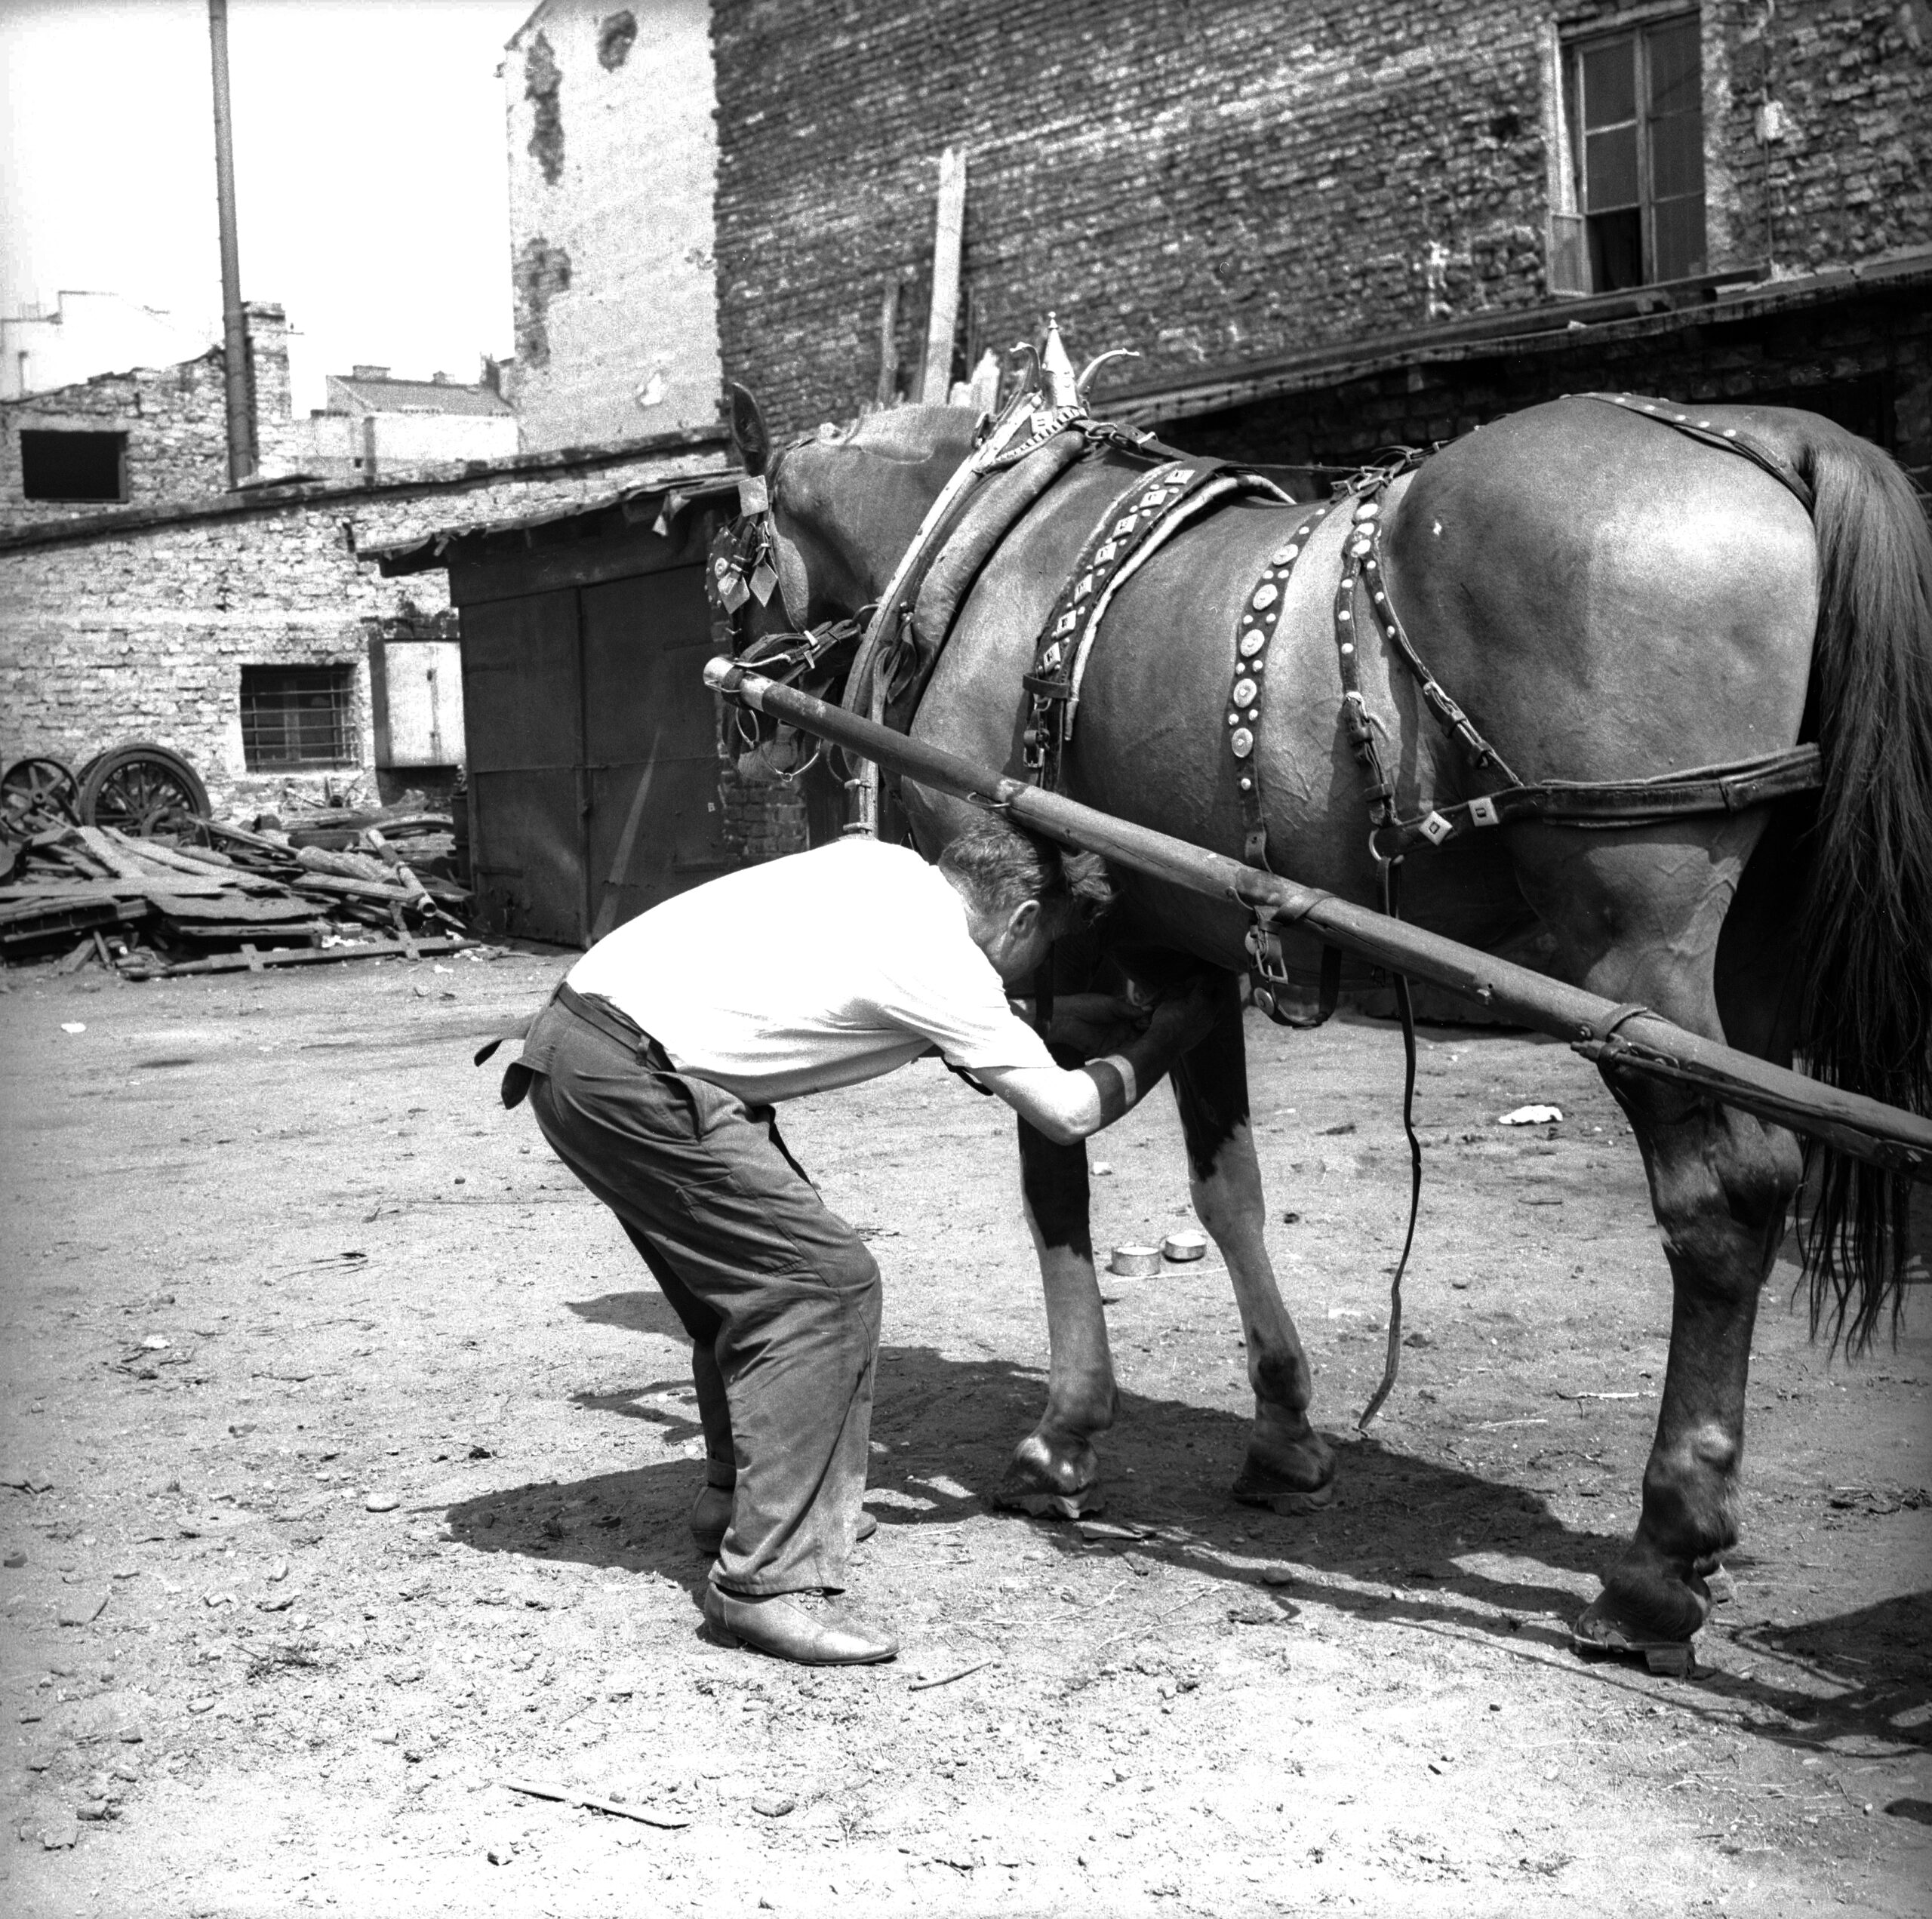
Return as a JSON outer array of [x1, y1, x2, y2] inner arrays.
[[459, 588, 586, 943], [580, 566, 732, 940]]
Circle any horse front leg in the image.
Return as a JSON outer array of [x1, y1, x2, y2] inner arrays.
[[989, 1105, 1118, 1518], [1172, 973, 1335, 1512], [1577, 1078, 1801, 1649]]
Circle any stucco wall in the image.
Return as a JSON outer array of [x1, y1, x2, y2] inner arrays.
[[504, 0, 724, 449]]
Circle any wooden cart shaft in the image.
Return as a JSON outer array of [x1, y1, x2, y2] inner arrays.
[[705, 658, 1932, 1182]]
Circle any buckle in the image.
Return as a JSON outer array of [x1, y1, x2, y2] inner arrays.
[[1245, 919, 1291, 986]]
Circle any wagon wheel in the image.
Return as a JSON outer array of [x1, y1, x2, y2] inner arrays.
[[1, 755, 82, 833], [77, 743, 211, 837]]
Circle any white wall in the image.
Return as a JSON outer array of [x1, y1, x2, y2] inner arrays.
[[503, 0, 722, 449]]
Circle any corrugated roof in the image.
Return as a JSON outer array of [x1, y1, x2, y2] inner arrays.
[[326, 374, 514, 417]]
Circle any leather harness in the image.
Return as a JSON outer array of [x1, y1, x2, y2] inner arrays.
[[724, 389, 1824, 1030]]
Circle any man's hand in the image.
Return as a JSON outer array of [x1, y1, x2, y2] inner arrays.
[[1031, 992, 1150, 1058], [1143, 973, 1220, 1054], [981, 971, 1231, 1144]]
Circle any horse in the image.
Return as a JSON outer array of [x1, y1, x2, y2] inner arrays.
[[708, 374, 1931, 1655]]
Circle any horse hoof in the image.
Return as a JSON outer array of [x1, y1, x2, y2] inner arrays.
[[1571, 1595, 1699, 1677], [990, 1431, 1105, 1521], [988, 1484, 1106, 1521], [1229, 1475, 1335, 1517]]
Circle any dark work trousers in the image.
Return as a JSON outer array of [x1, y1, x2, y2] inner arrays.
[[513, 989, 881, 1597]]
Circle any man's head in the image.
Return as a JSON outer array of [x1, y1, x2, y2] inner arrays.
[[940, 815, 1114, 986]]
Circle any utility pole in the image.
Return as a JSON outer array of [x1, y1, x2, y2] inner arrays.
[[208, 0, 256, 486]]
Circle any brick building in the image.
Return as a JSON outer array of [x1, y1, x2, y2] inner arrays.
[[503, 0, 723, 450], [0, 294, 728, 818], [705, 0, 1930, 473], [0, 303, 303, 530]]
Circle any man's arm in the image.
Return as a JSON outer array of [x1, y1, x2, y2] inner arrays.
[[976, 983, 1219, 1144]]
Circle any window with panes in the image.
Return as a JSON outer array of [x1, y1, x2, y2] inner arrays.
[[1567, 13, 1707, 291], [239, 666, 357, 770]]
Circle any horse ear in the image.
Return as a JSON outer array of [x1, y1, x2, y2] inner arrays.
[[727, 383, 771, 477]]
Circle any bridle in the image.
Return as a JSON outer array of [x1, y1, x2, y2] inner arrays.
[[706, 453, 871, 777]]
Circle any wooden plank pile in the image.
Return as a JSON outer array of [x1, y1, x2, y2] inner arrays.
[[0, 808, 475, 977]]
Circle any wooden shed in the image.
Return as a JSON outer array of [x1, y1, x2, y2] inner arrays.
[[366, 463, 827, 948]]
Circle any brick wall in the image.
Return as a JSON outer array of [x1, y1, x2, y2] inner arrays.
[[710, 0, 1932, 438], [718, 763, 808, 863], [504, 0, 724, 449]]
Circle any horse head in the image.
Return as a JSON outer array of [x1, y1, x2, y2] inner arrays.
[[710, 383, 982, 778]]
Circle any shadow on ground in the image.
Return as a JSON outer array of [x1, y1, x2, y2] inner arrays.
[[437, 1289, 1930, 1766]]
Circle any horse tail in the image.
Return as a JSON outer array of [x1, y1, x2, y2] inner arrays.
[[1768, 414, 1932, 1348]]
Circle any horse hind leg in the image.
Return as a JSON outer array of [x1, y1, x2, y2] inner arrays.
[[1516, 826, 1803, 1649], [1171, 971, 1335, 1513]]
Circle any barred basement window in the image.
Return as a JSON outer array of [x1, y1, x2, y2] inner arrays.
[[20, 429, 127, 502], [1557, 13, 1708, 293], [240, 666, 356, 770]]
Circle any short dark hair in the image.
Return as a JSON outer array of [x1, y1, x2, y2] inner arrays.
[[938, 813, 1114, 930]]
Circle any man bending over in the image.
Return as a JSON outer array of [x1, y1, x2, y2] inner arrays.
[[497, 815, 1214, 1665]]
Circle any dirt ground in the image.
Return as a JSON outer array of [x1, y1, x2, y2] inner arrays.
[[2, 946, 1927, 1919]]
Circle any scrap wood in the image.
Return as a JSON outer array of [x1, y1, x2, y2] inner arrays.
[[285, 871, 419, 906], [295, 844, 393, 885], [119, 934, 475, 978], [97, 826, 235, 876], [195, 819, 301, 861], [150, 890, 323, 924], [1, 874, 227, 902], [165, 841, 237, 869], [498, 1778, 689, 1828], [289, 807, 452, 849], [6, 807, 470, 966], [165, 921, 330, 943], [0, 896, 149, 948]]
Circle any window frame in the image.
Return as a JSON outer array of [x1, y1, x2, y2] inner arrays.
[[238, 664, 359, 772], [1559, 10, 1708, 294], [18, 428, 129, 504]]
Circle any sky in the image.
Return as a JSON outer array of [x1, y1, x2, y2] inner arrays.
[[0, 0, 535, 413]]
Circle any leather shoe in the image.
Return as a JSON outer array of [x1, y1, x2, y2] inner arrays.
[[703, 1585, 898, 1665], [690, 1491, 878, 1558]]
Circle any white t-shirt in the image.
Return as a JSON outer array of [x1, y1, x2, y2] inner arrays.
[[565, 838, 1056, 1104]]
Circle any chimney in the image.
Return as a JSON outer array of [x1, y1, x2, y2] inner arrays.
[[352, 364, 391, 380]]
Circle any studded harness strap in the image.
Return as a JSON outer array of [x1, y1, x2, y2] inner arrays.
[[1023, 456, 1292, 786], [1581, 391, 1815, 511]]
